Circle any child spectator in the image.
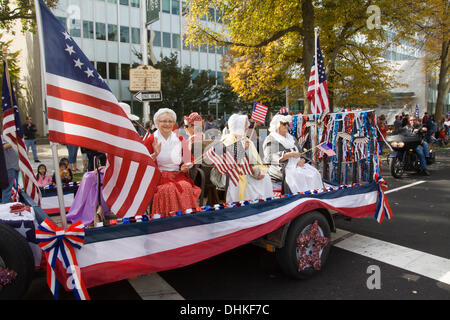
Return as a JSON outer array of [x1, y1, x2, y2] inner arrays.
[[36, 164, 53, 187], [53, 159, 73, 184]]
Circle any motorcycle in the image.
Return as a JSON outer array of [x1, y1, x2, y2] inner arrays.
[[386, 128, 435, 178]]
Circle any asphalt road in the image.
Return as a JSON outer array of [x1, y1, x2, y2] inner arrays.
[[23, 147, 450, 303]]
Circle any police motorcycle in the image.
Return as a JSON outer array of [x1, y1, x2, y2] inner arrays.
[[386, 127, 435, 178]]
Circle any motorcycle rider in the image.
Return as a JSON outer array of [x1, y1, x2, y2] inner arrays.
[[407, 116, 431, 176]]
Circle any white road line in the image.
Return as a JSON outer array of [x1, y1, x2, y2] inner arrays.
[[128, 273, 184, 300], [385, 180, 426, 194], [333, 228, 450, 285]]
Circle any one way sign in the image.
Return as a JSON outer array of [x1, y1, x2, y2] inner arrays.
[[133, 91, 163, 102]]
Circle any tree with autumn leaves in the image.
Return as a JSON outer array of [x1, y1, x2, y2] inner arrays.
[[184, 0, 448, 115]]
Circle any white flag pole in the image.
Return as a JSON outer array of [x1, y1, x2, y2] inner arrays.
[[34, 0, 67, 228], [313, 27, 319, 164]]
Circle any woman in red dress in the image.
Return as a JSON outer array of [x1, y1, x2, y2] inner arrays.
[[144, 108, 201, 217]]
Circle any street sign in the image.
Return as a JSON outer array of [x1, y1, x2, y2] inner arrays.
[[133, 91, 163, 102], [129, 65, 161, 92], [147, 0, 160, 25]]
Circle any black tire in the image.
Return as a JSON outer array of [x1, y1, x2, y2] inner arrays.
[[0, 222, 35, 300], [390, 157, 403, 178], [275, 211, 331, 279]]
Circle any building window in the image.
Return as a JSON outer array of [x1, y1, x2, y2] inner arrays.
[[120, 26, 130, 43], [208, 8, 215, 22], [200, 44, 207, 53], [131, 27, 140, 44], [69, 19, 81, 38], [208, 44, 215, 54], [216, 46, 223, 54], [97, 62, 107, 79], [172, 0, 180, 15], [182, 34, 189, 50], [162, 32, 171, 48], [96, 22, 106, 40], [109, 63, 119, 79], [56, 16, 67, 29], [130, 0, 139, 7], [172, 34, 180, 50], [182, 1, 188, 15], [162, 0, 170, 13], [108, 24, 118, 41], [152, 30, 161, 47], [107, 0, 117, 3], [83, 21, 94, 39], [121, 64, 130, 80], [119, 0, 129, 5]]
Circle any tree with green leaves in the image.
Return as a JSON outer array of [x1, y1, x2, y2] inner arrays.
[[0, 0, 58, 32]]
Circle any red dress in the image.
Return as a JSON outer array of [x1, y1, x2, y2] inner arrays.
[[144, 132, 201, 217]]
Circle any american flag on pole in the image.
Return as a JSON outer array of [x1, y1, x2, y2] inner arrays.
[[37, 0, 160, 218], [307, 37, 330, 115], [317, 142, 336, 157], [2, 60, 42, 205], [251, 102, 268, 124]]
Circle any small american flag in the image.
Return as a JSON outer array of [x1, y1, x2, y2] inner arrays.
[[251, 102, 268, 124], [307, 37, 330, 115], [317, 142, 336, 157], [414, 104, 419, 118], [37, 0, 160, 218], [205, 142, 241, 186], [278, 106, 289, 115], [2, 61, 42, 205]]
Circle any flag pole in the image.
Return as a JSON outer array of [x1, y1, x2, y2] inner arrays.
[[313, 27, 319, 165], [34, 0, 67, 228]]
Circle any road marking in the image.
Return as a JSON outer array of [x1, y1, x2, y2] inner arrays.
[[128, 273, 184, 300], [332, 229, 450, 285], [385, 180, 426, 194]]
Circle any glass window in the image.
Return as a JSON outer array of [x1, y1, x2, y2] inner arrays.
[[56, 16, 67, 29], [96, 22, 106, 40], [131, 27, 140, 44], [216, 10, 223, 23], [108, 24, 118, 41], [152, 30, 161, 46], [130, 0, 139, 7], [119, 0, 129, 5], [120, 26, 130, 43], [107, 0, 117, 3], [208, 8, 215, 22], [162, 32, 171, 48], [162, 0, 170, 13], [200, 44, 207, 53], [209, 71, 216, 79], [121, 64, 130, 80], [182, 1, 188, 15], [172, 0, 180, 15], [83, 21, 94, 39], [182, 34, 189, 50], [172, 34, 180, 50], [192, 69, 199, 79], [97, 62, 107, 79], [208, 44, 215, 54], [109, 63, 119, 79], [217, 72, 224, 83], [69, 19, 81, 37], [216, 46, 223, 54]]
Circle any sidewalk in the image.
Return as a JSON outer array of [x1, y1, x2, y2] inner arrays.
[[31, 143, 85, 175]]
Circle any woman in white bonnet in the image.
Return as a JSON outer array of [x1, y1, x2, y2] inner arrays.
[[263, 114, 323, 193], [220, 114, 273, 202], [144, 108, 201, 216]]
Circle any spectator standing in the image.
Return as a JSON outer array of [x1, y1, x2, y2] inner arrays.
[[422, 112, 428, 125], [393, 115, 402, 134], [377, 115, 388, 155], [66, 144, 80, 172], [1, 135, 19, 203], [204, 114, 217, 131], [23, 116, 40, 163]]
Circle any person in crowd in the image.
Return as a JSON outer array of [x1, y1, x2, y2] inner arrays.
[[422, 112, 428, 125], [1, 135, 19, 203], [425, 114, 438, 144], [220, 114, 272, 203], [377, 114, 388, 155], [184, 112, 204, 152], [217, 115, 226, 131], [66, 144, 80, 172], [263, 114, 323, 194], [393, 115, 403, 134], [145, 120, 157, 134], [36, 164, 53, 188], [204, 114, 217, 131], [144, 108, 201, 216], [23, 116, 40, 163], [80, 147, 89, 172], [401, 114, 410, 127], [52, 158, 73, 184]]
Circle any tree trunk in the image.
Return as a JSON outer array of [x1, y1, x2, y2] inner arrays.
[[434, 38, 449, 121], [301, 0, 315, 114]]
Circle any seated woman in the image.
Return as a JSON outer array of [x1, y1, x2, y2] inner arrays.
[[144, 108, 201, 216], [263, 114, 323, 194], [184, 112, 204, 156], [36, 164, 53, 188], [220, 114, 273, 203]]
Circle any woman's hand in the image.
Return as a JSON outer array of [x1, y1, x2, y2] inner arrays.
[[180, 163, 192, 173], [152, 137, 162, 157], [297, 158, 306, 167], [244, 139, 250, 150], [256, 170, 265, 180]]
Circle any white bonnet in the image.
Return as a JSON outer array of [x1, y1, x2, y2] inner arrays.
[[153, 108, 177, 129], [269, 114, 292, 133], [227, 114, 249, 137]]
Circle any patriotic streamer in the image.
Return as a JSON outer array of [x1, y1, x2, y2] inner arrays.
[[373, 173, 393, 224], [35, 219, 90, 300]]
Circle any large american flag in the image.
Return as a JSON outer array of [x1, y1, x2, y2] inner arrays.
[[251, 102, 268, 124], [37, 0, 160, 218], [2, 61, 42, 205], [307, 37, 330, 115]]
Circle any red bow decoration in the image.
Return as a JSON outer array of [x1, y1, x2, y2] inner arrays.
[[373, 173, 393, 224]]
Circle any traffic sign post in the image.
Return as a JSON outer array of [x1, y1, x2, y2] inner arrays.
[[133, 91, 163, 102]]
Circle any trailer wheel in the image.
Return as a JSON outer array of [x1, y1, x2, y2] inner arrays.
[[276, 211, 331, 279], [0, 222, 35, 300]]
